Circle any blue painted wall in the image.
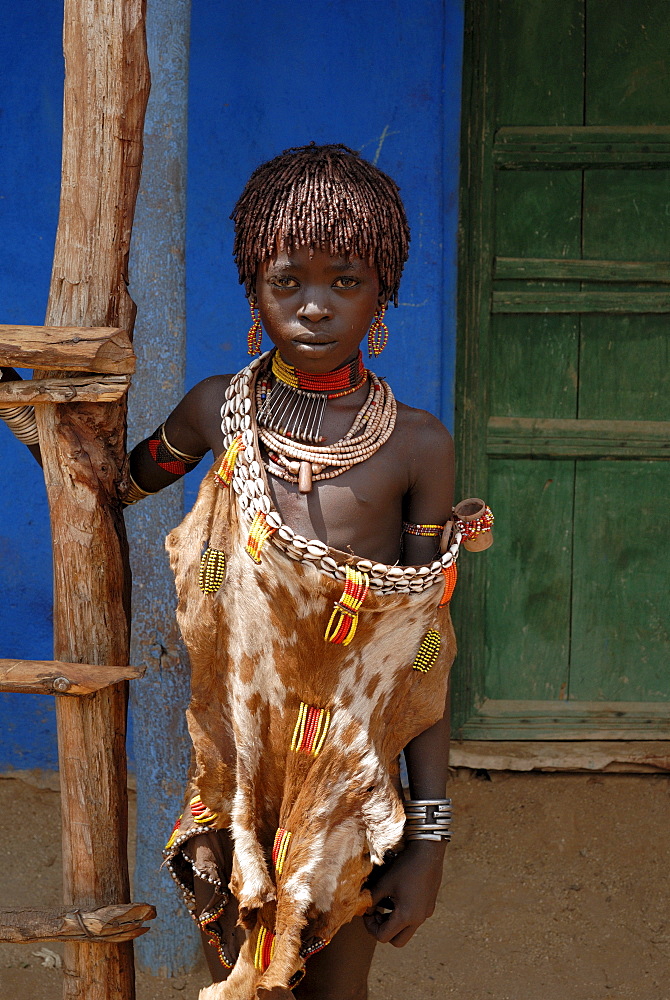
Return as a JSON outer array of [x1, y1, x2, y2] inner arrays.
[[183, 0, 464, 509], [0, 6, 62, 770], [0, 0, 464, 769]]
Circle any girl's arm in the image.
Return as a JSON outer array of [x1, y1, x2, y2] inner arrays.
[[123, 374, 231, 503], [363, 694, 451, 947], [364, 411, 455, 946]]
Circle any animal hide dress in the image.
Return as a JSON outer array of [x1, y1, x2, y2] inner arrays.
[[164, 356, 460, 999]]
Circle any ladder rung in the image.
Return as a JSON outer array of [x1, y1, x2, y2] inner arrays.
[[0, 658, 145, 695], [0, 903, 156, 944], [0, 325, 135, 374], [0, 374, 131, 406]]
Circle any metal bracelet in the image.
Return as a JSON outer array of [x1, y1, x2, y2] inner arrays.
[[0, 405, 39, 445], [403, 798, 452, 842], [121, 471, 159, 507]]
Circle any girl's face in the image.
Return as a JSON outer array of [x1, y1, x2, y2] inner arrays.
[[255, 245, 382, 372]]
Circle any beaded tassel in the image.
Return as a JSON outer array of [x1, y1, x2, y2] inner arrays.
[[290, 702, 331, 756], [412, 630, 442, 673], [272, 828, 292, 875], [254, 926, 276, 972], [199, 548, 226, 594], [324, 565, 369, 645], [190, 794, 218, 825], [439, 563, 458, 607], [214, 433, 243, 487], [245, 510, 276, 564]]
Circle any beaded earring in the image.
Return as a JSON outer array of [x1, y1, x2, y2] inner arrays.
[[367, 304, 389, 358], [247, 298, 262, 356]]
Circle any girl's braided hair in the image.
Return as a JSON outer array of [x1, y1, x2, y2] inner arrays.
[[231, 143, 410, 305]]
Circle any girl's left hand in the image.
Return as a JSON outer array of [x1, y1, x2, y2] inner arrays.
[[363, 840, 447, 947]]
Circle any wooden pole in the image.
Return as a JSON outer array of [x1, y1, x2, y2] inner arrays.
[[34, 2, 150, 998], [126, 0, 198, 975]]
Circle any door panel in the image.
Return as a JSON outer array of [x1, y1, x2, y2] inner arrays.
[[485, 459, 574, 701], [586, 0, 670, 125], [455, 0, 670, 739], [570, 461, 670, 702]]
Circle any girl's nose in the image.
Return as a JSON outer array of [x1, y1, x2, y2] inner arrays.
[[298, 293, 332, 321]]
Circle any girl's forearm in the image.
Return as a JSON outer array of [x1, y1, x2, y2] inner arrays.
[[403, 688, 450, 800]]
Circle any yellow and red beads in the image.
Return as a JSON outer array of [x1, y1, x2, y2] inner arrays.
[[324, 565, 369, 645], [412, 630, 442, 673], [402, 521, 445, 538], [199, 547, 226, 593], [291, 702, 331, 756], [165, 814, 182, 852], [439, 563, 458, 607], [190, 794, 218, 826], [272, 350, 366, 398], [272, 828, 292, 875], [254, 926, 276, 972], [245, 510, 277, 564], [214, 433, 243, 488]]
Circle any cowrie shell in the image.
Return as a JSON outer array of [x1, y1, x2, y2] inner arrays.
[[306, 540, 328, 558]]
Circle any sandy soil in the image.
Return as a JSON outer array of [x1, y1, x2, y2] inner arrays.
[[1, 768, 669, 1000]]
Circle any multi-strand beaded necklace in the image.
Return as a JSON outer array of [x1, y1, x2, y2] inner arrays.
[[219, 354, 463, 595], [256, 350, 397, 493], [257, 351, 367, 443]]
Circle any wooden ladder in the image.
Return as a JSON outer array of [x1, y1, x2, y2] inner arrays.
[[0, 325, 155, 999], [0, 2, 154, 998]]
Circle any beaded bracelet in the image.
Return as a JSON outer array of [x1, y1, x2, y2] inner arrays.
[[402, 521, 445, 538], [0, 405, 39, 446], [404, 798, 452, 842]]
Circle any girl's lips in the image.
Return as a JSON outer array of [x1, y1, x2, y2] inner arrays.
[[292, 335, 337, 346]]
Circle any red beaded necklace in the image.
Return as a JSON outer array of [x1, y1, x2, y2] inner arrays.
[[257, 350, 368, 444], [271, 350, 366, 397]]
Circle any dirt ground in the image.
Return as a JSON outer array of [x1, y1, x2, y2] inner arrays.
[[1, 768, 669, 1000]]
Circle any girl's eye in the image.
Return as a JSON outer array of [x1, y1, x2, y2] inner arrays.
[[334, 276, 359, 288], [270, 276, 299, 288]]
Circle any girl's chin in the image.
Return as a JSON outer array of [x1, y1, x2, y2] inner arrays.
[[278, 341, 361, 369]]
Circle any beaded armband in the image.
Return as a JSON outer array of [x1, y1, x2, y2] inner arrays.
[[148, 423, 205, 477], [402, 521, 445, 538]]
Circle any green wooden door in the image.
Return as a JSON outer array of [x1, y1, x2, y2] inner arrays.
[[454, 0, 670, 740]]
